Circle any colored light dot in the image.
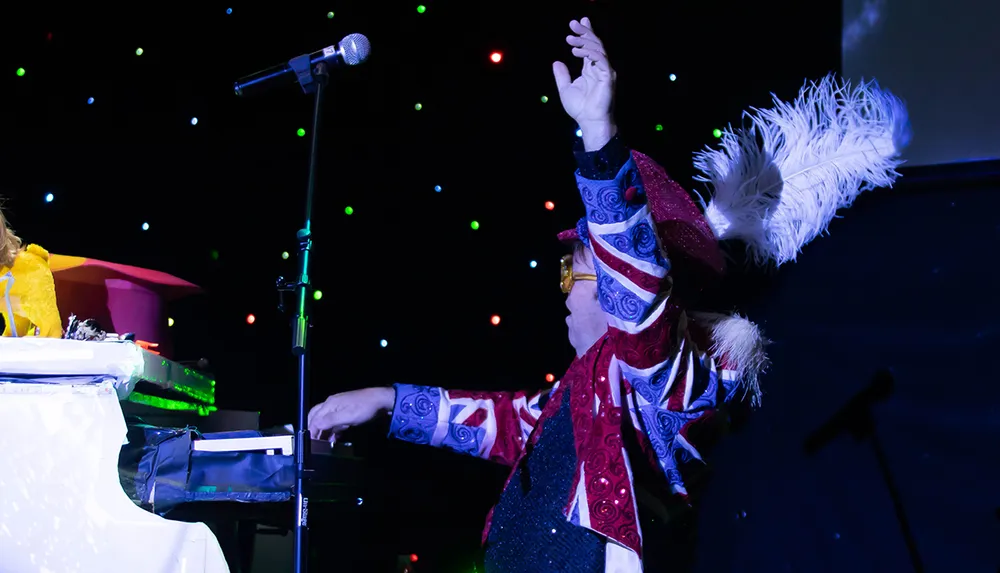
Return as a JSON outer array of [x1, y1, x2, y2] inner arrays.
[[87, 97, 94, 104], [44, 193, 54, 203], [226, 8, 233, 14], [313, 290, 323, 301], [669, 73, 677, 81], [713, 128, 723, 138], [655, 124, 663, 131], [490, 315, 501, 326], [16, 68, 25, 77], [414, 103, 422, 111], [575, 128, 582, 137], [281, 251, 289, 260], [545, 373, 555, 383], [544, 201, 555, 211], [529, 260, 538, 268], [344, 206, 354, 215], [490, 51, 503, 63], [327, 11, 334, 18], [434, 185, 442, 192], [380, 339, 388, 348], [416, 5, 426, 13], [470, 220, 480, 230], [410, 554, 419, 563], [136, 48, 143, 56], [540, 95, 548, 103], [168, 317, 175, 327], [297, 128, 306, 137], [210, 249, 220, 260], [141, 222, 150, 231], [190, 117, 198, 125], [246, 314, 256, 325]]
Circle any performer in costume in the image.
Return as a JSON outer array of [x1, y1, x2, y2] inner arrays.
[[0, 207, 61, 338], [308, 17, 908, 572]]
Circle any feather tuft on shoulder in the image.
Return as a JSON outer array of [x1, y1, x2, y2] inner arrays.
[[693, 74, 910, 266], [689, 311, 770, 407]]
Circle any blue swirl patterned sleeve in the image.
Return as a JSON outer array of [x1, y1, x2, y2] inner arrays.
[[387, 383, 555, 466], [575, 137, 737, 500]]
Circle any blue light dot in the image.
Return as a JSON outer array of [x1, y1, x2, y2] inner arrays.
[[190, 117, 198, 125], [380, 339, 388, 348], [529, 260, 537, 268], [44, 193, 54, 203], [87, 97, 94, 105], [142, 222, 150, 231], [669, 73, 677, 81], [226, 7, 233, 14], [434, 185, 442, 192], [575, 128, 583, 138]]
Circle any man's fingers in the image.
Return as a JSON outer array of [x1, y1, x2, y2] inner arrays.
[[569, 19, 604, 49]]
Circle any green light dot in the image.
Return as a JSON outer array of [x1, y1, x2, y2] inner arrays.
[[713, 128, 723, 138], [327, 11, 334, 18], [417, 5, 427, 13], [168, 317, 175, 327], [297, 128, 306, 137], [136, 48, 144, 56], [655, 124, 663, 131], [313, 290, 323, 301], [210, 249, 220, 261], [414, 103, 422, 111], [470, 221, 480, 230], [16, 68, 25, 77], [281, 251, 289, 260], [540, 95, 548, 103], [345, 206, 354, 215]]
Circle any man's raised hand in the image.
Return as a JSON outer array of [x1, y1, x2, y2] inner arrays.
[[552, 17, 617, 150]]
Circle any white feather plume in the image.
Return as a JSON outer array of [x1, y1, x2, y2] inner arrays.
[[689, 311, 769, 408], [693, 74, 910, 266]]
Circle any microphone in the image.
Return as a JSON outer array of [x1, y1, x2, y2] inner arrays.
[[234, 33, 371, 96]]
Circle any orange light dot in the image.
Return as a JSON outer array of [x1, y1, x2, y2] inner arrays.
[[246, 314, 256, 325], [545, 373, 555, 383], [490, 314, 501, 326], [409, 554, 419, 563], [544, 201, 555, 211], [490, 51, 503, 63]]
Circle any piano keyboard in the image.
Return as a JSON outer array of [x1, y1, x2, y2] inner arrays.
[[0, 337, 215, 410]]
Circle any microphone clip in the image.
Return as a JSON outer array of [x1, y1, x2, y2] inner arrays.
[[289, 54, 329, 94]]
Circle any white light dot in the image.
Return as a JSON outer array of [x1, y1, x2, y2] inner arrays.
[[529, 260, 537, 268], [575, 128, 583, 138], [142, 222, 150, 231], [669, 73, 677, 81], [380, 339, 388, 348], [190, 117, 198, 125], [44, 193, 54, 203]]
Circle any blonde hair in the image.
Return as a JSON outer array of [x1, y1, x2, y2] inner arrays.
[[0, 207, 23, 268]]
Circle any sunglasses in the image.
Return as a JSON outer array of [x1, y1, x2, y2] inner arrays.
[[560, 254, 597, 294]]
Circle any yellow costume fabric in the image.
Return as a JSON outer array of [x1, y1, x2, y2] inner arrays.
[[0, 244, 62, 337]]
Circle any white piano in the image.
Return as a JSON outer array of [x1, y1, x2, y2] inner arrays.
[[0, 337, 231, 573]]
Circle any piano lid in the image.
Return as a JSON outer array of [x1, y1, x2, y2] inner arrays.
[[48, 254, 202, 359]]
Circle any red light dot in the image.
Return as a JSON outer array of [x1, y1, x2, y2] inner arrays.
[[545, 373, 555, 383], [409, 554, 419, 563], [490, 51, 503, 63], [246, 314, 256, 325], [490, 315, 501, 326], [544, 201, 555, 211]]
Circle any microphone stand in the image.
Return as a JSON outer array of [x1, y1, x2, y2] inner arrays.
[[275, 54, 329, 573]]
